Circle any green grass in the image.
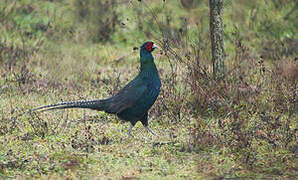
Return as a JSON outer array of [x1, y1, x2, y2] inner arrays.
[[1, 0, 297, 179], [1, 118, 199, 179]]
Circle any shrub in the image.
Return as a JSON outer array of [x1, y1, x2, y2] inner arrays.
[[134, 0, 297, 174]]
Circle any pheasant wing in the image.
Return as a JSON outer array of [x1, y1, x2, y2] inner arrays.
[[103, 76, 148, 114]]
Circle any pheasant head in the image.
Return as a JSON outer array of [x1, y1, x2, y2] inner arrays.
[[139, 41, 158, 69]]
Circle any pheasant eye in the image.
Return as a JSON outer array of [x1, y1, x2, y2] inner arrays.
[[147, 42, 153, 47]]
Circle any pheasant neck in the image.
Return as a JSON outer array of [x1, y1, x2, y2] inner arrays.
[[140, 50, 157, 73]]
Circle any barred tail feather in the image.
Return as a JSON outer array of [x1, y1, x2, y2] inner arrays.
[[32, 99, 106, 112]]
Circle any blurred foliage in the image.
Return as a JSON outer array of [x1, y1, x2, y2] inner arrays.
[[72, 0, 119, 42]]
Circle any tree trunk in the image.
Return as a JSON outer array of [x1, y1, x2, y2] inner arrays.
[[209, 0, 225, 80]]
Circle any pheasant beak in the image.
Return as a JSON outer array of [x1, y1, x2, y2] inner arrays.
[[152, 44, 158, 50]]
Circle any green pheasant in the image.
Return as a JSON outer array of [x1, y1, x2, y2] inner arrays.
[[32, 41, 161, 136]]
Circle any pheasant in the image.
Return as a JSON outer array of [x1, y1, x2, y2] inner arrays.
[[30, 41, 161, 136]]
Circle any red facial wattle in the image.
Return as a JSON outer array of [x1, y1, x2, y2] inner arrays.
[[145, 42, 153, 52]]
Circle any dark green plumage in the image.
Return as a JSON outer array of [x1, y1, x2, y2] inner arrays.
[[31, 41, 161, 136]]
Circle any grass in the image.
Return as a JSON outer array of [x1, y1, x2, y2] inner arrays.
[[1, 118, 199, 179], [1, 0, 297, 179]]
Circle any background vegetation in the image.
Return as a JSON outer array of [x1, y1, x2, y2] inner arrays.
[[0, 0, 297, 179]]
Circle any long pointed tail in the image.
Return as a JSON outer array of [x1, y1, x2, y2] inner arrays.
[[32, 99, 106, 112], [8, 99, 106, 133]]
